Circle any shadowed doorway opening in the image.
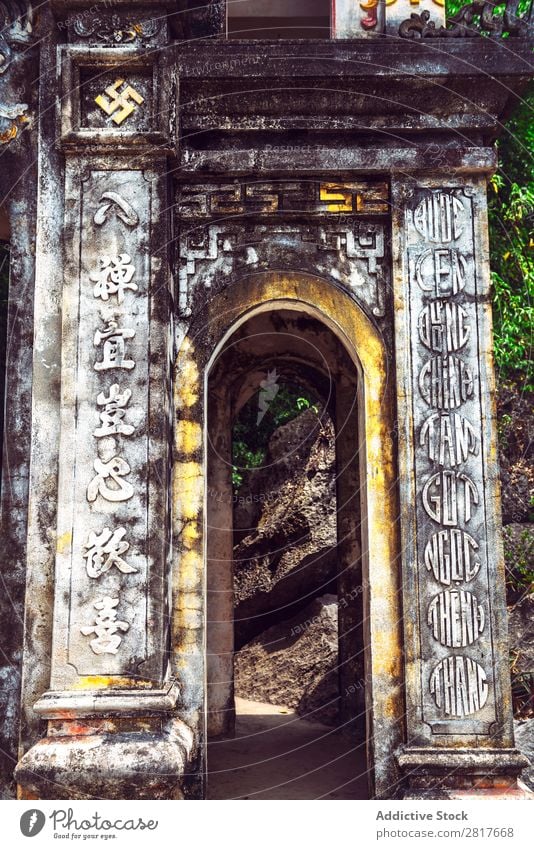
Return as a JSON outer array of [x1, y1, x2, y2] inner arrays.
[[206, 307, 369, 799]]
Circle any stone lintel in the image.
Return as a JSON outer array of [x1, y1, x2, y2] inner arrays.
[[182, 113, 500, 133], [34, 682, 180, 718], [178, 147, 497, 176], [174, 38, 534, 79]]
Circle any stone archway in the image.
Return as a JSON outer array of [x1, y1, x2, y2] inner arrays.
[[205, 308, 366, 798], [193, 273, 403, 798]]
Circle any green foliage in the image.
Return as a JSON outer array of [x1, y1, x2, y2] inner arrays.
[[232, 381, 318, 489], [445, 0, 531, 18], [445, 4, 533, 387], [488, 88, 534, 389], [504, 526, 534, 600], [441, 8, 534, 389]]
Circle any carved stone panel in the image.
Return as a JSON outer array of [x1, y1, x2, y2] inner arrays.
[[82, 73, 151, 131], [177, 180, 389, 218], [179, 220, 388, 320], [65, 11, 165, 46], [58, 47, 173, 152], [176, 181, 390, 323], [399, 185, 503, 737], [52, 166, 169, 687]]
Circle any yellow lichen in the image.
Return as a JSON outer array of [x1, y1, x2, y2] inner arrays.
[[56, 530, 72, 555], [174, 462, 203, 521], [176, 420, 202, 455]]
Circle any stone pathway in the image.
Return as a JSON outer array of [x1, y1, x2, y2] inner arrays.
[[207, 697, 369, 800]]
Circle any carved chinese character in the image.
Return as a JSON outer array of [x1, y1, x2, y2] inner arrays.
[[94, 312, 135, 371], [94, 192, 139, 228], [93, 384, 135, 437], [80, 596, 130, 655], [83, 527, 138, 578], [87, 457, 134, 503], [90, 254, 137, 303]]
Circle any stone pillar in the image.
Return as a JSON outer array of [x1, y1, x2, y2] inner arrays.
[[335, 371, 366, 737], [206, 381, 235, 738], [14, 4, 193, 800], [0, 0, 38, 798], [391, 175, 526, 796]]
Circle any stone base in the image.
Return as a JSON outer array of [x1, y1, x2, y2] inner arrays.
[[397, 747, 528, 799], [405, 786, 534, 800], [15, 720, 194, 800]]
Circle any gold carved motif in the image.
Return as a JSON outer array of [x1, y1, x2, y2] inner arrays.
[[95, 79, 144, 126]]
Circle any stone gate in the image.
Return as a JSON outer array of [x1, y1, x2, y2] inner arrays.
[[0, 0, 532, 799]]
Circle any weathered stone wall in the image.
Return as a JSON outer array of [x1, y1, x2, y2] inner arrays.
[[0, 6, 531, 799], [0, 0, 39, 798]]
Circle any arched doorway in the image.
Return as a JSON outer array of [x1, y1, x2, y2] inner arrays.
[[206, 308, 366, 798], [194, 272, 403, 799]]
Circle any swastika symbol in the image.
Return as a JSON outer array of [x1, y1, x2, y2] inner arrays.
[[95, 79, 144, 126]]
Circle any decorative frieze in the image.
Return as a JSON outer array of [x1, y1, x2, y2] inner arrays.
[[177, 180, 389, 218], [178, 220, 388, 319], [70, 14, 163, 46]]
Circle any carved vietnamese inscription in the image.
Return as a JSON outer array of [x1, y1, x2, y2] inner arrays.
[[405, 186, 496, 734], [429, 655, 489, 718], [427, 589, 485, 647], [420, 413, 479, 467], [424, 529, 481, 586]]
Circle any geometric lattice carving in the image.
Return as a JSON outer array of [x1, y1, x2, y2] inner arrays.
[[179, 221, 388, 319]]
